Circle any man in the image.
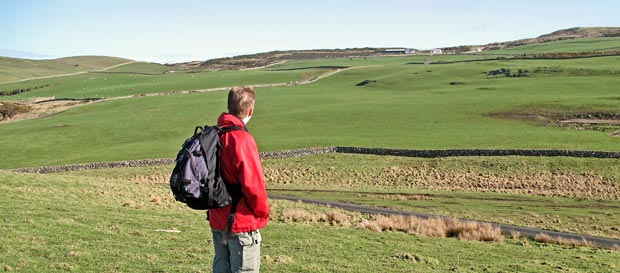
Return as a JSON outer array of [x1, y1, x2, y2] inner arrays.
[[209, 86, 270, 273]]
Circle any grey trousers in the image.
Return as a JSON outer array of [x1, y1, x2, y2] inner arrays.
[[212, 229, 262, 273]]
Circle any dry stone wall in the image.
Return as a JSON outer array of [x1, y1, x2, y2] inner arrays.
[[10, 146, 620, 174]]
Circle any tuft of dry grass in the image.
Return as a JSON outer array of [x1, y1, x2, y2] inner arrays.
[[535, 233, 594, 247], [510, 230, 521, 240], [49, 263, 74, 271], [280, 208, 352, 227], [357, 215, 504, 242], [612, 244, 620, 252], [280, 209, 325, 223], [263, 255, 293, 265], [391, 253, 440, 265], [325, 211, 350, 226]]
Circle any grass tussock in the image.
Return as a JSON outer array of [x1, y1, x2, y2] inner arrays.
[[357, 215, 504, 242], [278, 206, 503, 242], [535, 233, 594, 248], [280, 208, 351, 227]]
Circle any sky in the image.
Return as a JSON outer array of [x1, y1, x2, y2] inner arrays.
[[1, 0, 619, 63]]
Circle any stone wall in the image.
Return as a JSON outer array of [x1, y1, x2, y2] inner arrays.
[[10, 146, 620, 174]]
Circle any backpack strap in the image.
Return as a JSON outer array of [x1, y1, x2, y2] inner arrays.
[[222, 194, 240, 244], [215, 125, 244, 245]]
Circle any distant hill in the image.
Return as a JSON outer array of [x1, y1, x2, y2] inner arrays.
[[480, 27, 620, 51], [2, 27, 618, 77], [170, 48, 389, 71], [172, 27, 620, 70], [0, 56, 133, 84]]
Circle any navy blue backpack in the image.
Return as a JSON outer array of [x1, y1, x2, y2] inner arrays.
[[169, 125, 241, 210]]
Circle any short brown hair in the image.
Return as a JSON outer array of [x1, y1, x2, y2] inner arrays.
[[227, 86, 256, 117]]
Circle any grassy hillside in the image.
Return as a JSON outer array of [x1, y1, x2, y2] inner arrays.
[[1, 53, 620, 168], [103, 62, 174, 74], [486, 37, 620, 54], [0, 55, 132, 84], [0, 68, 328, 100], [53, 55, 132, 70], [2, 34, 620, 272], [1, 169, 618, 272]]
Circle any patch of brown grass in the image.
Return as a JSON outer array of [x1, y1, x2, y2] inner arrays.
[[280, 208, 352, 226], [357, 215, 504, 242], [280, 209, 325, 223], [263, 255, 293, 265], [49, 263, 74, 271], [535, 233, 594, 247], [264, 163, 620, 200], [510, 230, 521, 240], [0, 101, 32, 120], [0, 98, 92, 123]]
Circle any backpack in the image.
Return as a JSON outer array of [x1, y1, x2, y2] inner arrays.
[[170, 125, 242, 210]]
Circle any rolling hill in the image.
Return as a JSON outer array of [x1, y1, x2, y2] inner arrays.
[[0, 55, 133, 84]]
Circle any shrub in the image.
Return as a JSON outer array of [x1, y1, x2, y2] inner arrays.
[[0, 83, 50, 97], [0, 101, 32, 119]]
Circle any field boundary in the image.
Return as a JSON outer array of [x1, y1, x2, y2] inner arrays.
[[9, 146, 620, 173]]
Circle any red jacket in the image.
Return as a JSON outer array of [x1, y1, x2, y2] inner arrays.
[[208, 113, 269, 233]]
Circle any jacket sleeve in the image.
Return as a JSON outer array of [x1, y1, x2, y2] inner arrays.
[[235, 136, 270, 219]]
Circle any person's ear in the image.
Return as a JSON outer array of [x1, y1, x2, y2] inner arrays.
[[247, 106, 254, 117]]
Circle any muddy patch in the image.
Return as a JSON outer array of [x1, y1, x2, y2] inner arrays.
[[0, 97, 98, 123], [488, 108, 620, 134], [356, 79, 377, 86]]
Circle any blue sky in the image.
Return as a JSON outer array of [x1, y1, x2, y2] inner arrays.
[[1, 0, 619, 63]]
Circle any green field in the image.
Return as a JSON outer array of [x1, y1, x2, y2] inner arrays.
[[0, 56, 132, 84], [0, 67, 328, 101], [1, 168, 618, 272], [1, 50, 620, 168], [2, 37, 620, 272]]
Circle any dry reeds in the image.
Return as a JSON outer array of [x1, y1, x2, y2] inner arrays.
[[535, 233, 594, 247], [280, 208, 350, 226], [510, 230, 521, 240], [357, 215, 504, 242]]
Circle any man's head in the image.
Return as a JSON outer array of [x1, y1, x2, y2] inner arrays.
[[227, 86, 255, 121]]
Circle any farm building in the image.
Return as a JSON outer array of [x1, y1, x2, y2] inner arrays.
[[432, 48, 443, 54], [383, 48, 415, 54]]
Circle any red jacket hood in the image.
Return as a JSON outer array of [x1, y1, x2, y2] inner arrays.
[[217, 112, 248, 131]]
